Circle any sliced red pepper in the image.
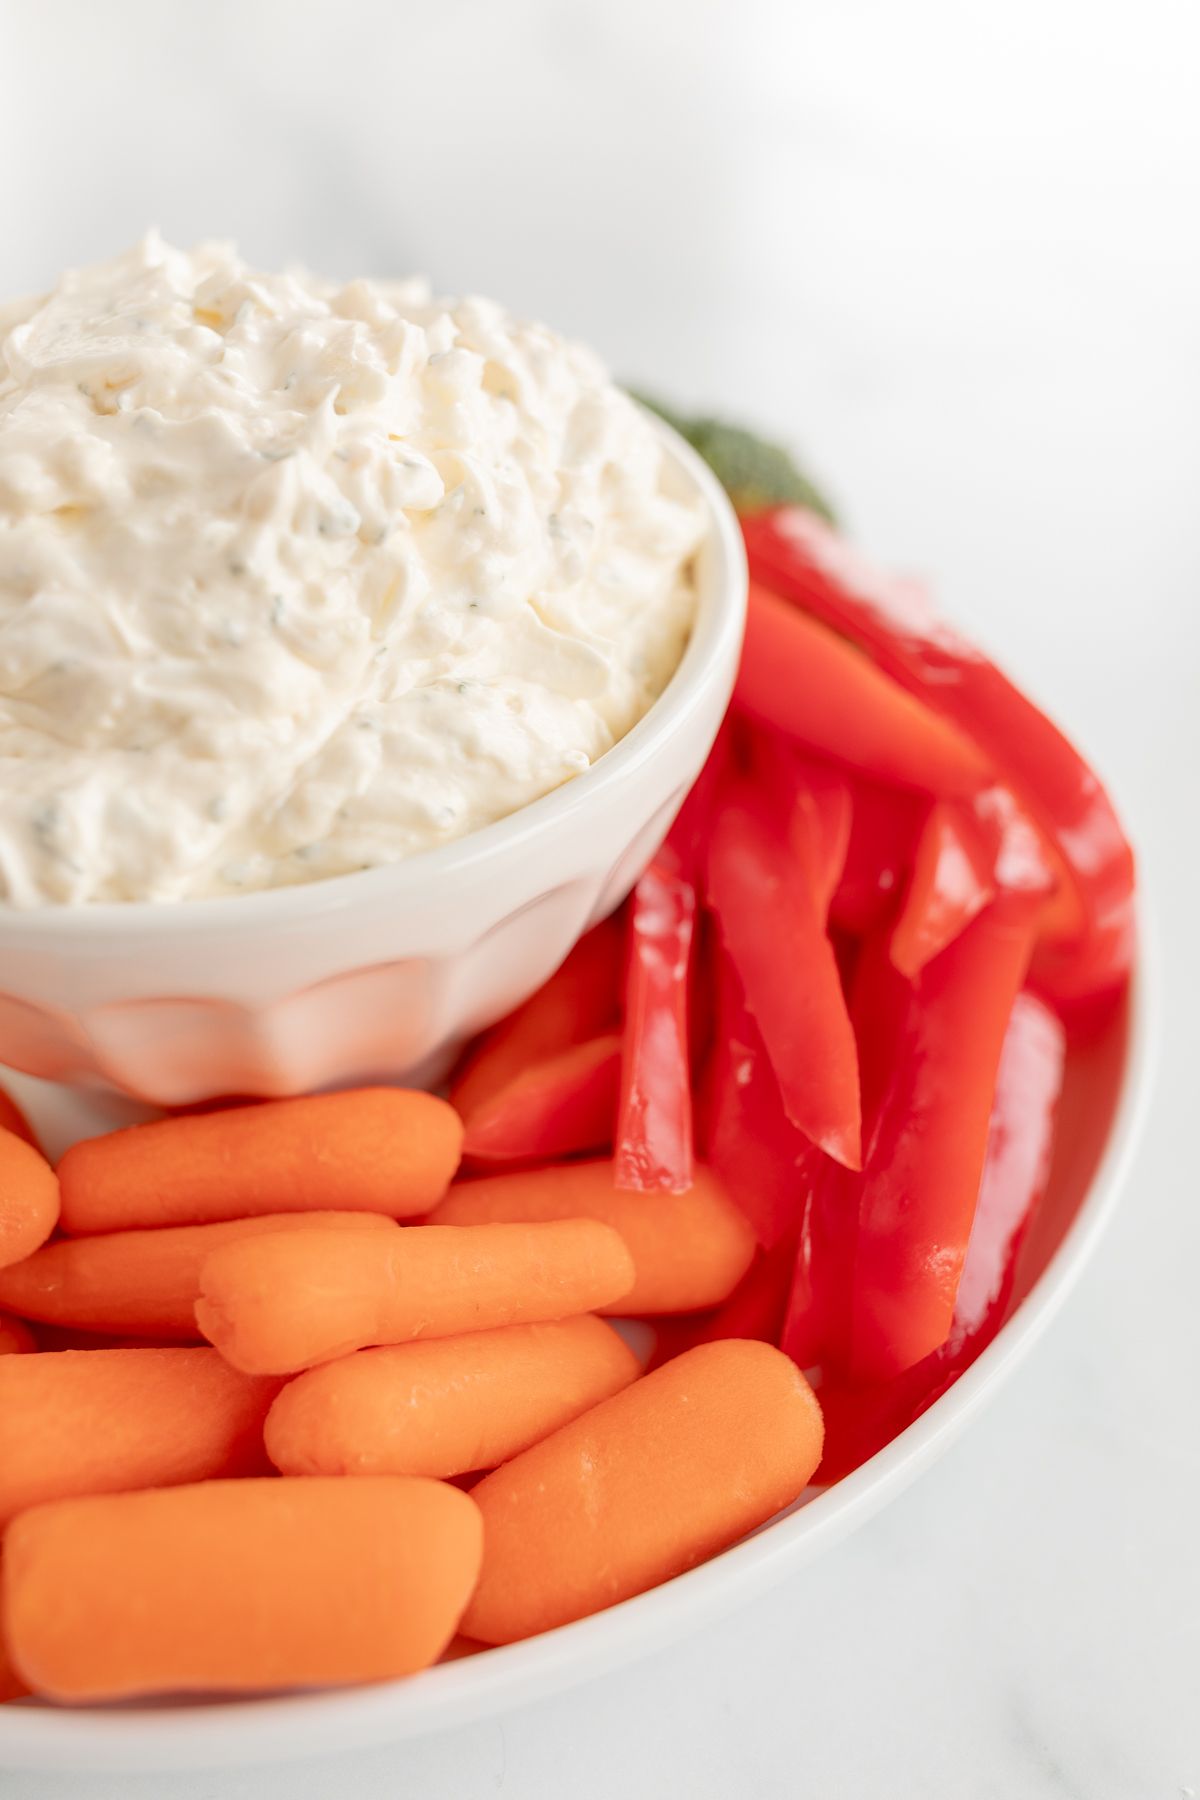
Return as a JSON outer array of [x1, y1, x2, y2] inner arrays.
[[815, 990, 1065, 1478], [704, 953, 822, 1247], [888, 799, 995, 979], [843, 891, 1041, 1381], [614, 860, 697, 1193], [736, 581, 993, 799], [882, 782, 1056, 981], [829, 776, 924, 937], [450, 918, 622, 1122], [743, 509, 1136, 1001], [707, 780, 862, 1170], [793, 937, 916, 1373], [461, 1032, 623, 1165], [745, 733, 853, 915]]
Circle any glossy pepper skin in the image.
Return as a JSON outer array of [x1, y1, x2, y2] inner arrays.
[[614, 860, 697, 1194], [742, 507, 1136, 1004], [744, 736, 853, 918], [829, 777, 923, 937]]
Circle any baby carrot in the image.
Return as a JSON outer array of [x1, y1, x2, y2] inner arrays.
[[429, 1161, 756, 1315], [0, 1348, 279, 1526], [57, 1088, 463, 1235], [265, 1317, 641, 1481], [3, 1477, 482, 1702], [0, 1310, 36, 1356], [196, 1220, 636, 1375], [0, 1211, 397, 1340], [0, 1091, 37, 1149], [0, 1129, 59, 1271], [463, 1340, 824, 1643], [0, 1557, 27, 1703]]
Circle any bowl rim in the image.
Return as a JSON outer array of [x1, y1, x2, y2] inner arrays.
[[0, 925, 1155, 1773], [0, 413, 747, 943]]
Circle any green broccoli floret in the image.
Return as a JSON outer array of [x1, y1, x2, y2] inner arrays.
[[630, 392, 837, 524]]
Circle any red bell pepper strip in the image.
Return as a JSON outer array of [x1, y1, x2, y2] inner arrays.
[[793, 773, 853, 917], [888, 799, 995, 979], [707, 782, 862, 1170], [450, 917, 622, 1122], [815, 991, 1065, 1478], [736, 581, 993, 798], [788, 934, 911, 1374], [829, 777, 924, 937], [746, 733, 853, 915], [614, 860, 697, 1193], [461, 1032, 623, 1165], [704, 954, 822, 1247], [844, 891, 1041, 1381], [743, 509, 1136, 1002]]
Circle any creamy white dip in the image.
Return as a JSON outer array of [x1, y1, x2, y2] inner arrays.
[[0, 235, 703, 905]]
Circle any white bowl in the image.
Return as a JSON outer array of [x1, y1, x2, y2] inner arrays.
[[0, 946, 1151, 1773], [0, 419, 747, 1108]]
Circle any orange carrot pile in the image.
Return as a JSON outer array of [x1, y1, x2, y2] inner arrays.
[[195, 1219, 636, 1373], [0, 1056, 832, 1706], [3, 1478, 482, 1701], [265, 1317, 640, 1480], [58, 1088, 462, 1234]]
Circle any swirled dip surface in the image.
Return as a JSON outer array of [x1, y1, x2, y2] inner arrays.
[[0, 236, 703, 904]]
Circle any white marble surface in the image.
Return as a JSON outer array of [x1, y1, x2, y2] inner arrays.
[[0, 1, 1197, 1793]]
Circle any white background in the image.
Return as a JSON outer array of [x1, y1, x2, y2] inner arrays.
[[1, 1, 1197, 1794]]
